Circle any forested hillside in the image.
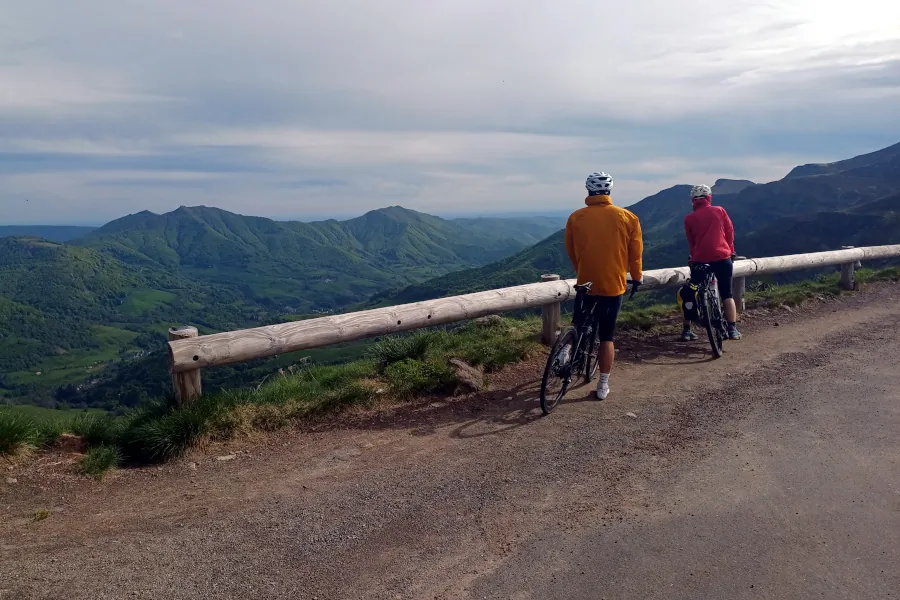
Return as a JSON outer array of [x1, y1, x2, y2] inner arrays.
[[0, 207, 559, 406]]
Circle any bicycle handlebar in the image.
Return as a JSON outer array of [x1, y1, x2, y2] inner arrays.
[[626, 279, 641, 300]]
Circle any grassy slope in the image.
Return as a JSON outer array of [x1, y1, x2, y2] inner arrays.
[[6, 267, 898, 477], [4, 405, 106, 421]]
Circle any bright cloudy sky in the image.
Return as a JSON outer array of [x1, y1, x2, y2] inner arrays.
[[1, 0, 899, 224]]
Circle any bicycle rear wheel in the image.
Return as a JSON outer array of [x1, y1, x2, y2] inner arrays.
[[702, 287, 724, 359], [540, 327, 578, 414]]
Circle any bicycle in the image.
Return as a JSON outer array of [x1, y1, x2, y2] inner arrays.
[[539, 280, 639, 414], [691, 263, 728, 359]]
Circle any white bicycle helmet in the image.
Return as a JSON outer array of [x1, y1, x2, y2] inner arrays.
[[586, 172, 614, 195], [691, 184, 712, 199]]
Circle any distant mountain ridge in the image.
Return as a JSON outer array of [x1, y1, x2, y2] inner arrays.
[[375, 141, 900, 305], [0, 225, 95, 242], [81, 204, 558, 270], [74, 205, 561, 311], [712, 179, 756, 195]]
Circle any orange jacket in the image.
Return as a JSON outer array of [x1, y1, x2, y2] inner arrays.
[[564, 195, 643, 297]]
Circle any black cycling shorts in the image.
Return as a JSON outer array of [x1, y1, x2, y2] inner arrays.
[[573, 292, 624, 342], [690, 258, 734, 300]]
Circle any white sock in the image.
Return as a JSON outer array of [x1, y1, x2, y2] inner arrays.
[[599, 373, 610, 387]]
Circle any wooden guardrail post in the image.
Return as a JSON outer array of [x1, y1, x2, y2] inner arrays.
[[732, 256, 747, 313], [168, 326, 202, 404], [840, 246, 857, 290], [540, 274, 561, 346]]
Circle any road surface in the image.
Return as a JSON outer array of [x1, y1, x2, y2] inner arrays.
[[2, 284, 899, 599]]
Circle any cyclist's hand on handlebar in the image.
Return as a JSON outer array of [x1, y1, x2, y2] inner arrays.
[[628, 279, 642, 299]]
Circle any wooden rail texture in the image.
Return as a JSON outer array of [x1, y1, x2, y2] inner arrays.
[[167, 244, 900, 402]]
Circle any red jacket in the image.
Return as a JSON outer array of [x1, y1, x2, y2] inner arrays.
[[684, 197, 735, 263]]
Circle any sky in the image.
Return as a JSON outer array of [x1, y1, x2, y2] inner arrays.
[[1, 0, 899, 225]]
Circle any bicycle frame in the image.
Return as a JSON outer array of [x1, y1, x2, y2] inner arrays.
[[569, 296, 598, 373], [540, 280, 640, 414]]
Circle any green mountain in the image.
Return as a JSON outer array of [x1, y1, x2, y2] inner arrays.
[[75, 205, 555, 312], [739, 192, 900, 256], [711, 179, 757, 195], [0, 206, 560, 405], [0, 225, 96, 242], [367, 231, 572, 305], [375, 141, 900, 303]]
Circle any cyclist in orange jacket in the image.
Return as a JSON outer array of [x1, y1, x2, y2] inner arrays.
[[564, 172, 643, 399]]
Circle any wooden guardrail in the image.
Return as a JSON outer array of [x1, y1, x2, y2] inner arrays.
[[167, 244, 900, 403]]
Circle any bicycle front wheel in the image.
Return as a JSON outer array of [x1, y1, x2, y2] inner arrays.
[[584, 329, 599, 383], [540, 327, 578, 414]]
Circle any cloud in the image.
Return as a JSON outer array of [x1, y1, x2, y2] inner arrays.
[[0, 0, 898, 223]]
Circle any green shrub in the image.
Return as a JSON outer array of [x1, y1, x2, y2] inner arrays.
[[80, 445, 121, 479], [434, 319, 539, 372], [453, 336, 534, 372], [0, 408, 36, 455], [370, 332, 439, 371], [249, 403, 289, 431], [619, 305, 678, 331], [317, 381, 375, 411], [119, 397, 223, 464], [859, 266, 900, 282], [384, 358, 456, 398], [33, 418, 68, 448], [70, 413, 123, 448]]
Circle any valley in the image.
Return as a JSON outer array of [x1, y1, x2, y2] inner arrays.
[[0, 208, 562, 408]]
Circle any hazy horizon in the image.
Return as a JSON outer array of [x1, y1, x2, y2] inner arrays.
[[0, 203, 575, 227]]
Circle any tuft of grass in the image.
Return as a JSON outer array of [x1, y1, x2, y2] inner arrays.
[[745, 274, 841, 307], [33, 418, 68, 448], [70, 413, 123, 448], [369, 332, 438, 371], [384, 358, 457, 398], [857, 266, 900, 284], [619, 305, 680, 332], [247, 403, 290, 432], [439, 323, 537, 371], [80, 445, 121, 479], [317, 381, 376, 411], [0, 408, 36, 456], [119, 396, 224, 464], [33, 509, 50, 522]]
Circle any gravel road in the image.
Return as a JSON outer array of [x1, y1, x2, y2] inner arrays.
[[2, 284, 898, 600]]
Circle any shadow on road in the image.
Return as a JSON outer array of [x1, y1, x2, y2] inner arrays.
[[619, 335, 718, 366], [302, 333, 717, 441]]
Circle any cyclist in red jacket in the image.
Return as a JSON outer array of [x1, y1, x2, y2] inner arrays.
[[683, 184, 742, 341]]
